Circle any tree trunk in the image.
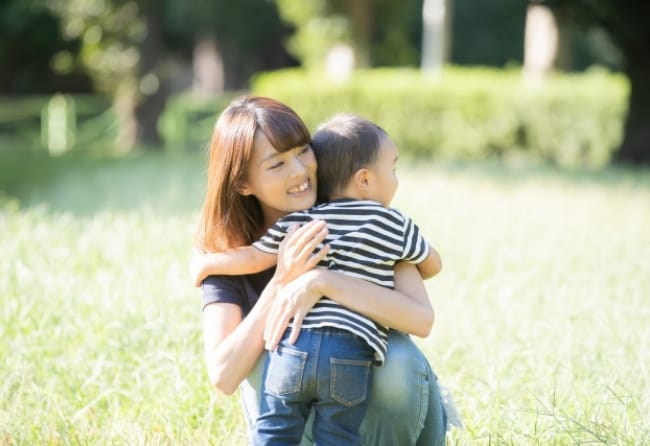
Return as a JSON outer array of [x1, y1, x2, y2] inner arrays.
[[114, 84, 137, 152], [523, 3, 559, 85], [421, 0, 451, 75], [134, 10, 167, 148], [342, 0, 372, 67], [615, 50, 650, 164], [193, 35, 224, 95]]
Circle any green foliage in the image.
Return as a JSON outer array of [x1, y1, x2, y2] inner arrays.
[[158, 92, 238, 152], [370, 0, 423, 66], [0, 0, 91, 94], [1, 152, 649, 444], [0, 94, 116, 153], [164, 0, 290, 55], [45, 0, 145, 96], [275, 0, 352, 69], [452, 0, 527, 67], [275, 0, 423, 69], [252, 67, 627, 167]]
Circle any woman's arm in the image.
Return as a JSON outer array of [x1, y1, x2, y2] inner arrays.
[[202, 280, 278, 395], [191, 247, 277, 287], [263, 261, 435, 349], [202, 220, 329, 394]]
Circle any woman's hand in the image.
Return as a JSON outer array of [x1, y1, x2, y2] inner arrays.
[[261, 220, 329, 350], [264, 270, 323, 350], [274, 219, 330, 285]]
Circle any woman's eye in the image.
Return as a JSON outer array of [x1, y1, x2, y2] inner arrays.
[[299, 145, 311, 155], [269, 161, 284, 170]]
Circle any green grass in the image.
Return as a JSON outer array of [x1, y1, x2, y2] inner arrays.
[[1, 152, 649, 445]]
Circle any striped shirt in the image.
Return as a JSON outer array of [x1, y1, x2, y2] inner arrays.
[[253, 198, 430, 363]]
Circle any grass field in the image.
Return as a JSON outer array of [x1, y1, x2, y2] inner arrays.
[[1, 152, 649, 445]]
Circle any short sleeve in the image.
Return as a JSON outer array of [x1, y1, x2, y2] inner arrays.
[[201, 275, 251, 314], [252, 211, 314, 254], [397, 210, 430, 264], [252, 220, 288, 254], [200, 268, 275, 316]]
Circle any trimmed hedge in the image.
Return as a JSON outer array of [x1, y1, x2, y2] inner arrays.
[[251, 67, 628, 167]]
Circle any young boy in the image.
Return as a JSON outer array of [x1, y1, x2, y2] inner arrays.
[[193, 114, 442, 445]]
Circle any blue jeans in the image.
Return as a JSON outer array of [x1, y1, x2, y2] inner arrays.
[[242, 330, 447, 446], [252, 327, 375, 446]]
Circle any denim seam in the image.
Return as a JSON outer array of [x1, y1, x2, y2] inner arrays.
[[415, 371, 430, 437], [266, 347, 308, 396], [330, 358, 372, 407]]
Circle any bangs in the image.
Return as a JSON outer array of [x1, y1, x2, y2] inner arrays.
[[257, 105, 311, 152]]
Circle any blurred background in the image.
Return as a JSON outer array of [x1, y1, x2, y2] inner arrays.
[[0, 0, 648, 166], [2, 1, 650, 445]]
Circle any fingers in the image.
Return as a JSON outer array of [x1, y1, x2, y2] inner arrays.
[[287, 313, 304, 345], [264, 304, 291, 351], [307, 244, 330, 269], [297, 226, 328, 261], [290, 220, 328, 257], [264, 322, 284, 351]]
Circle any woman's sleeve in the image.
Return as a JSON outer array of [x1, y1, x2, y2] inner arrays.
[[201, 275, 249, 313]]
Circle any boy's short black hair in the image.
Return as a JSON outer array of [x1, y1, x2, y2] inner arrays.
[[311, 114, 388, 203]]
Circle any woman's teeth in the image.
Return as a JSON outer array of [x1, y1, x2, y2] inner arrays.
[[289, 181, 309, 193]]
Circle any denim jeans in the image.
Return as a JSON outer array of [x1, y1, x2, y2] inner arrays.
[[252, 327, 375, 446], [241, 330, 447, 446]]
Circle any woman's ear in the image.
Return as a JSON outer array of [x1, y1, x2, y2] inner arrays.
[[237, 180, 252, 196]]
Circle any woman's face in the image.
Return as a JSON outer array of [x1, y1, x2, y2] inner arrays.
[[240, 131, 317, 226]]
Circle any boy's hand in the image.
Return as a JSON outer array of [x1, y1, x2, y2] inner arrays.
[[189, 250, 211, 287]]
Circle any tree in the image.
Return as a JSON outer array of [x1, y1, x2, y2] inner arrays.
[[0, 0, 91, 94], [542, 0, 650, 164], [275, 0, 424, 74], [451, 0, 527, 67], [421, 0, 452, 75], [44, 0, 292, 149], [523, 2, 559, 85], [44, 0, 156, 149]]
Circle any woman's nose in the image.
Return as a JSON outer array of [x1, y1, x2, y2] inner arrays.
[[288, 154, 307, 176]]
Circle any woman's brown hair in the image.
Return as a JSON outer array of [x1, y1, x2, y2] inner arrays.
[[197, 96, 311, 252]]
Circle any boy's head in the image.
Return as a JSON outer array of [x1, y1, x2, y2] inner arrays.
[[311, 114, 399, 207]]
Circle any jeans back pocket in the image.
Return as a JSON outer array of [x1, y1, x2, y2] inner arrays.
[[264, 346, 308, 397], [330, 357, 372, 406]]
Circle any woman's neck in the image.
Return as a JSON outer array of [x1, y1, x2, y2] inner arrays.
[[263, 210, 287, 231]]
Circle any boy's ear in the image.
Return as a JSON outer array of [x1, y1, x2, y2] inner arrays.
[[354, 168, 371, 190]]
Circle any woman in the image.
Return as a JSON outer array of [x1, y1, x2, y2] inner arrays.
[[195, 96, 447, 445]]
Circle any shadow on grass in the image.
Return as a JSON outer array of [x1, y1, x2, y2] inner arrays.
[[1, 150, 649, 216], [0, 150, 207, 216]]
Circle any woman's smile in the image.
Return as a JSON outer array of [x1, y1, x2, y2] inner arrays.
[[288, 179, 312, 195]]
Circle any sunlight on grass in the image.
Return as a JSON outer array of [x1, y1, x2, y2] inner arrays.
[[396, 163, 650, 445], [1, 153, 649, 445]]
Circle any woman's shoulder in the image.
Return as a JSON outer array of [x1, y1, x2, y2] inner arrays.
[[201, 268, 275, 315]]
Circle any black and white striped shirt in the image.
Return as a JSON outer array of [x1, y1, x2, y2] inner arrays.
[[253, 198, 430, 364]]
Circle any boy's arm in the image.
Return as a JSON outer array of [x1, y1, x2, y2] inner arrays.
[[190, 246, 277, 287], [416, 244, 442, 280]]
